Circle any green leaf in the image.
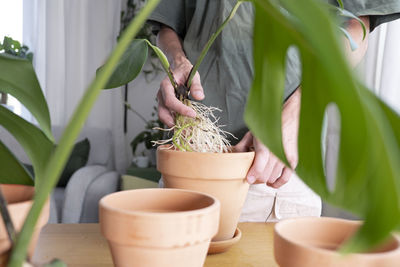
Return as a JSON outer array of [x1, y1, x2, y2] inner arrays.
[[99, 39, 148, 89], [43, 259, 67, 267], [340, 27, 359, 51], [0, 105, 54, 185], [144, 39, 176, 87], [130, 131, 148, 155], [0, 54, 53, 141], [8, 0, 161, 265], [245, 0, 290, 167], [246, 0, 400, 252], [337, 8, 366, 40], [0, 141, 34, 185]]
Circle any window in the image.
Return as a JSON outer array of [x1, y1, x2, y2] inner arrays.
[[0, 0, 24, 117]]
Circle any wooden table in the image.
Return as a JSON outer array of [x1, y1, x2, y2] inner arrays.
[[32, 222, 278, 267]]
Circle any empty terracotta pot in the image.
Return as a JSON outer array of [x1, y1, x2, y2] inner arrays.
[[274, 217, 400, 267], [0, 184, 49, 266], [157, 146, 255, 242], [99, 188, 220, 267]]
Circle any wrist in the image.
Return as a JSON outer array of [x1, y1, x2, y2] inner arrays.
[[171, 53, 189, 69]]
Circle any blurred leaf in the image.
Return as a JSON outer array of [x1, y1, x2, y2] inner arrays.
[[0, 105, 54, 185], [130, 131, 147, 155], [0, 141, 34, 185], [8, 1, 161, 265], [98, 39, 148, 89], [0, 54, 53, 141], [340, 27, 359, 51], [43, 259, 67, 267], [337, 8, 366, 40], [246, 0, 400, 252]]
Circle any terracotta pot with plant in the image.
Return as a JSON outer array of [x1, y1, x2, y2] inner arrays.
[[157, 147, 254, 243], [100, 0, 400, 264], [102, 1, 254, 253]]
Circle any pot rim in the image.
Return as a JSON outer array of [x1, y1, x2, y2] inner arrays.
[[157, 145, 255, 156], [275, 217, 400, 257], [100, 188, 220, 218]]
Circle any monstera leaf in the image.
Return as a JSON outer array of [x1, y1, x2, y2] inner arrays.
[[99, 39, 148, 89], [0, 105, 54, 186], [246, 0, 400, 252], [0, 54, 53, 141], [0, 140, 33, 185]]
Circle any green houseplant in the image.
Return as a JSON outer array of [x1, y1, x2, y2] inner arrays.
[[0, 0, 399, 265], [103, 0, 400, 255], [0, 1, 161, 266]]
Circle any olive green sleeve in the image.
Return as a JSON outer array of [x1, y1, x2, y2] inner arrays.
[[340, 0, 400, 31], [148, 0, 187, 38]]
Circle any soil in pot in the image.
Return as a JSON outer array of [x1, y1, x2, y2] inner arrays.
[[99, 188, 220, 267], [274, 217, 400, 267], [157, 146, 255, 243]]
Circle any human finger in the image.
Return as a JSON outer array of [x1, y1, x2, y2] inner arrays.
[[189, 72, 204, 100], [269, 167, 292, 189], [259, 154, 278, 184], [266, 161, 284, 185], [157, 91, 175, 127], [246, 145, 269, 184], [233, 131, 253, 152], [160, 78, 196, 117]]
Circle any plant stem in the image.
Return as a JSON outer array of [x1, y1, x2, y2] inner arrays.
[[7, 1, 160, 266], [186, 0, 244, 87], [144, 39, 177, 88], [0, 92, 7, 105], [124, 101, 148, 124], [0, 187, 16, 246]]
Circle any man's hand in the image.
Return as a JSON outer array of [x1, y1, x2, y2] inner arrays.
[[235, 132, 294, 188], [234, 89, 301, 188], [156, 26, 204, 127], [157, 58, 204, 127]]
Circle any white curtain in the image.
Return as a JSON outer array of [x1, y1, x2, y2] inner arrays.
[[23, 0, 129, 173], [363, 20, 400, 113]]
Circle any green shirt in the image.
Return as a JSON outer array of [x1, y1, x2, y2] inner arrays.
[[149, 0, 400, 141]]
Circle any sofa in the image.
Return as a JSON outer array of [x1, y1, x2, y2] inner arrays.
[[0, 126, 120, 223]]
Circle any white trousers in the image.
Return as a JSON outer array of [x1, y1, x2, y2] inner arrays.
[[239, 174, 321, 222], [159, 173, 321, 222]]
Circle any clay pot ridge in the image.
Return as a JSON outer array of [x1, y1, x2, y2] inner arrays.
[[157, 145, 255, 180], [157, 145, 255, 245], [274, 217, 400, 267], [100, 189, 218, 218], [275, 217, 400, 255], [100, 188, 220, 247], [100, 188, 220, 267]]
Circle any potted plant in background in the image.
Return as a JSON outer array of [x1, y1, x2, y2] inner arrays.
[[128, 103, 164, 168], [0, 36, 33, 110]]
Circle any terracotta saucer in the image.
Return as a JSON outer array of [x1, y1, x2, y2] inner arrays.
[[208, 227, 242, 254]]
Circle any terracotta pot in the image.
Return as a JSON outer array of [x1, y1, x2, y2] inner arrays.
[[0, 185, 50, 266], [157, 146, 255, 242], [99, 188, 220, 267], [274, 217, 400, 267]]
